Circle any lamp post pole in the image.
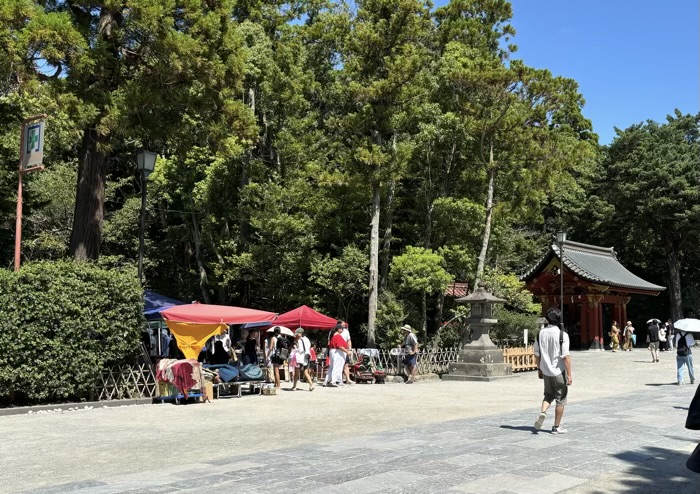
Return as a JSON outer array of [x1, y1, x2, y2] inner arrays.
[[138, 171, 146, 285], [136, 150, 157, 285], [556, 231, 567, 330]]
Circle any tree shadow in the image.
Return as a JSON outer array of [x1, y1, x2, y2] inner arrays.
[[594, 445, 699, 494], [499, 425, 538, 434]]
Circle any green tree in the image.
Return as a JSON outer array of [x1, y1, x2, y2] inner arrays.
[[339, 0, 433, 345], [310, 244, 368, 322], [600, 111, 700, 320], [390, 246, 453, 337]]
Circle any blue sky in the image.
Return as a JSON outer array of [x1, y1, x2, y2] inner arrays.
[[435, 0, 700, 144]]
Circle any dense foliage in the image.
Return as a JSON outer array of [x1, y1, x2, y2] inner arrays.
[[0, 261, 142, 403], [0, 0, 696, 350]]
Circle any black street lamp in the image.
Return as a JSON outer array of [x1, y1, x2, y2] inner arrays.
[[136, 150, 157, 285], [556, 231, 567, 330]]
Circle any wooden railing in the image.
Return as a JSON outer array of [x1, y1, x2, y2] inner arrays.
[[501, 345, 537, 372]]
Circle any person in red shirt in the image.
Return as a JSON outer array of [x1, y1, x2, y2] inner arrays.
[[326, 324, 349, 387]]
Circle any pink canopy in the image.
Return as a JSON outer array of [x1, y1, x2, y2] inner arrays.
[[161, 303, 277, 325], [272, 305, 340, 330]]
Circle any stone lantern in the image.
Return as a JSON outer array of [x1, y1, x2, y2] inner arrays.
[[443, 286, 513, 381]]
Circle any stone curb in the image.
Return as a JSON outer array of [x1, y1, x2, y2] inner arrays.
[[0, 398, 153, 417]]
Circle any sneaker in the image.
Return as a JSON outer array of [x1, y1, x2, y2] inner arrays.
[[692, 380, 696, 385], [552, 425, 568, 434], [326, 382, 337, 387], [678, 382, 685, 386], [534, 412, 546, 430]]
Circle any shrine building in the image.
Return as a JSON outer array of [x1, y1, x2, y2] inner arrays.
[[521, 240, 665, 350]]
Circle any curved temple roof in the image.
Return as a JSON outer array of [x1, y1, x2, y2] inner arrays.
[[522, 240, 665, 293]]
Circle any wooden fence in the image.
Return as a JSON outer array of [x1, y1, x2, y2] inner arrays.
[[501, 345, 537, 372], [94, 362, 158, 400]]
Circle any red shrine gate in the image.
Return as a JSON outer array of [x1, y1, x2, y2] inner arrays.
[[522, 241, 665, 350]]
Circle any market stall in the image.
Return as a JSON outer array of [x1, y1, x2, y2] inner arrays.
[[157, 304, 277, 401]]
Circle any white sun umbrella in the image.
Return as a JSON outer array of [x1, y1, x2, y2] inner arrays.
[[646, 318, 661, 324], [674, 319, 700, 333], [266, 325, 294, 337]]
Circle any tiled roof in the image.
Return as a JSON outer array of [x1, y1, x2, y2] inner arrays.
[[444, 282, 469, 298], [521, 240, 665, 293]]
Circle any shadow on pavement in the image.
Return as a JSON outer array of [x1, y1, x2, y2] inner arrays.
[[596, 445, 699, 494], [644, 383, 678, 387], [674, 406, 689, 411], [499, 425, 538, 434]]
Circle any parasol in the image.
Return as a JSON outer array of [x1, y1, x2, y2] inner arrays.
[[266, 326, 294, 337]]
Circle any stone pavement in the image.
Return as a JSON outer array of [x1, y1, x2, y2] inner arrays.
[[18, 378, 700, 494]]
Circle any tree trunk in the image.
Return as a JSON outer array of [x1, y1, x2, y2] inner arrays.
[[367, 179, 381, 347], [190, 205, 211, 304], [473, 143, 495, 291], [240, 86, 255, 243], [379, 179, 395, 291], [664, 230, 684, 321], [69, 127, 108, 260], [435, 291, 445, 338], [421, 291, 427, 341]]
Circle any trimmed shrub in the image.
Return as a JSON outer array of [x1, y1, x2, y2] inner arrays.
[[0, 261, 143, 404], [491, 307, 539, 344]]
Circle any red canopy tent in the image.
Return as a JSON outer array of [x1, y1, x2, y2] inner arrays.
[[271, 305, 339, 330], [160, 304, 278, 359], [161, 304, 277, 325]]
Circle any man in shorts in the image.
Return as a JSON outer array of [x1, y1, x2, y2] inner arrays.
[[402, 324, 418, 384], [533, 308, 572, 434]]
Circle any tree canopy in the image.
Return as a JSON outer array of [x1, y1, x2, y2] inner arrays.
[[0, 0, 695, 346]]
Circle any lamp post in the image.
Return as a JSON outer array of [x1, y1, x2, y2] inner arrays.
[[556, 231, 567, 330], [136, 150, 157, 285]]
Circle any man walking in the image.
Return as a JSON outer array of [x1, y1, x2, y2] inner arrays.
[[534, 308, 572, 434], [648, 320, 661, 362], [402, 324, 418, 384]]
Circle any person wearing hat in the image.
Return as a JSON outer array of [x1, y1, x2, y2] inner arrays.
[[291, 328, 314, 391], [402, 324, 418, 384]]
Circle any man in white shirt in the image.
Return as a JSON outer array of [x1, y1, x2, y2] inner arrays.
[[292, 328, 314, 391], [533, 308, 573, 434], [340, 323, 354, 384]]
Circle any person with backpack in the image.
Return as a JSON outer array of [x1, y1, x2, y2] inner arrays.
[[266, 326, 289, 388], [533, 307, 572, 434], [675, 330, 696, 385]]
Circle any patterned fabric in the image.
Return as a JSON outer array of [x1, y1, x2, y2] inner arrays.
[[156, 359, 204, 398]]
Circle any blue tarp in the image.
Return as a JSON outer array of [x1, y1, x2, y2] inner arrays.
[[144, 290, 184, 318]]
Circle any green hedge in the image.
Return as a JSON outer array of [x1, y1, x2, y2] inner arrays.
[[0, 261, 143, 404]]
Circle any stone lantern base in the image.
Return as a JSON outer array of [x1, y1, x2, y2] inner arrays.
[[442, 346, 513, 382]]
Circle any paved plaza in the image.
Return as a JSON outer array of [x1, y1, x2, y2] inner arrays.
[[4, 351, 700, 494]]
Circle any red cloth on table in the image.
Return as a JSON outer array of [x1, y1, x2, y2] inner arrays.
[[156, 359, 204, 398]]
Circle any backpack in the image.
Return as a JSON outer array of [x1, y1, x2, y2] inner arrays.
[[677, 332, 691, 357], [275, 336, 289, 361]]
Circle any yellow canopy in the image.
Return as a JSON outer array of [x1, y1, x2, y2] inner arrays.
[[165, 321, 227, 360]]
